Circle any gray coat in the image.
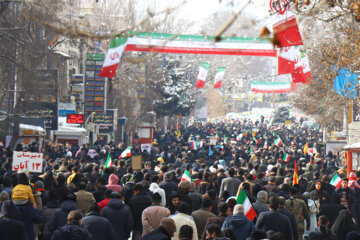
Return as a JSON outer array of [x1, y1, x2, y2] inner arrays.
[[219, 177, 241, 197]]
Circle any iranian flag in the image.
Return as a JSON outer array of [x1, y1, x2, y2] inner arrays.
[[196, 62, 210, 88], [271, 9, 303, 47], [278, 46, 297, 74], [264, 140, 268, 149], [274, 137, 282, 147], [330, 174, 342, 189], [99, 36, 128, 78], [251, 81, 295, 93], [181, 169, 191, 182], [104, 153, 112, 168], [282, 153, 290, 163], [291, 50, 312, 84], [237, 189, 256, 221], [213, 67, 226, 88], [119, 147, 132, 159]]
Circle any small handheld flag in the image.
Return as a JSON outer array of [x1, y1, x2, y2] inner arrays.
[[181, 170, 191, 182], [292, 160, 298, 186], [237, 189, 256, 221], [209, 147, 213, 156], [330, 174, 342, 189], [282, 153, 290, 163]]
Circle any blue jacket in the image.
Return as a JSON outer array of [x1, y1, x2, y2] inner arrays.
[[48, 200, 80, 234], [51, 221, 92, 240], [82, 212, 116, 240], [102, 199, 133, 240], [17, 204, 42, 240], [222, 213, 254, 240]]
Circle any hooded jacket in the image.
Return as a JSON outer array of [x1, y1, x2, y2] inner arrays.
[[101, 198, 132, 240], [0, 200, 27, 240], [149, 182, 166, 207], [51, 221, 92, 240], [48, 200, 80, 234], [106, 174, 122, 192], [221, 214, 255, 240], [82, 211, 116, 240]]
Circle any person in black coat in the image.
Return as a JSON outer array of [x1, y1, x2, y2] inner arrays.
[[278, 197, 298, 240], [82, 202, 116, 240], [255, 196, 294, 240], [16, 202, 42, 240], [308, 215, 336, 240], [48, 192, 81, 234], [101, 192, 133, 240], [51, 210, 92, 240], [317, 194, 346, 228], [128, 183, 152, 240], [0, 200, 28, 240], [159, 172, 178, 206], [141, 217, 176, 240]]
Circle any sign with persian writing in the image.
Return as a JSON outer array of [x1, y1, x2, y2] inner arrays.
[[12, 151, 43, 173]]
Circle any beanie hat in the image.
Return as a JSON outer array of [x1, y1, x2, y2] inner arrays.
[[34, 180, 44, 190]]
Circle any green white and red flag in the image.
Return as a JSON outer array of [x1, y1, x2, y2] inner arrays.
[[213, 67, 226, 88], [181, 170, 191, 182], [274, 137, 282, 147], [237, 189, 256, 221], [119, 147, 132, 159], [330, 174, 342, 189], [99, 36, 128, 78], [278, 46, 297, 75], [105, 153, 112, 168], [291, 49, 312, 84], [125, 32, 276, 56], [251, 81, 295, 93], [282, 153, 290, 163], [196, 62, 210, 88], [264, 140, 268, 149]]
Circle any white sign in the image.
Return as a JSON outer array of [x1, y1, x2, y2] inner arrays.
[[210, 136, 218, 145], [12, 151, 43, 173], [141, 144, 152, 153], [87, 149, 97, 159]]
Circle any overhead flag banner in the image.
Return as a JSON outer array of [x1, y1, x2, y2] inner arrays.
[[99, 36, 128, 78], [214, 67, 226, 88], [196, 62, 210, 88], [100, 32, 277, 78], [251, 81, 295, 93], [125, 32, 277, 56], [278, 46, 297, 75]]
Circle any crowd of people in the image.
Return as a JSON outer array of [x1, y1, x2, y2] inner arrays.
[[0, 118, 359, 240]]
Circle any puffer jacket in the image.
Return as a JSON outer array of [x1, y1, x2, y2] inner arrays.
[[221, 214, 255, 240], [101, 198, 132, 240], [47, 200, 80, 234]]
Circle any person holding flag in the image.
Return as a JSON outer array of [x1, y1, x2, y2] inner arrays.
[[333, 177, 353, 210]]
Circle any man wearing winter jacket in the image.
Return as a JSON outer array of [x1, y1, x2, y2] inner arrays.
[[48, 192, 81, 235], [221, 204, 255, 240], [82, 202, 116, 240], [51, 210, 92, 240], [102, 192, 133, 240], [128, 183, 152, 240]]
